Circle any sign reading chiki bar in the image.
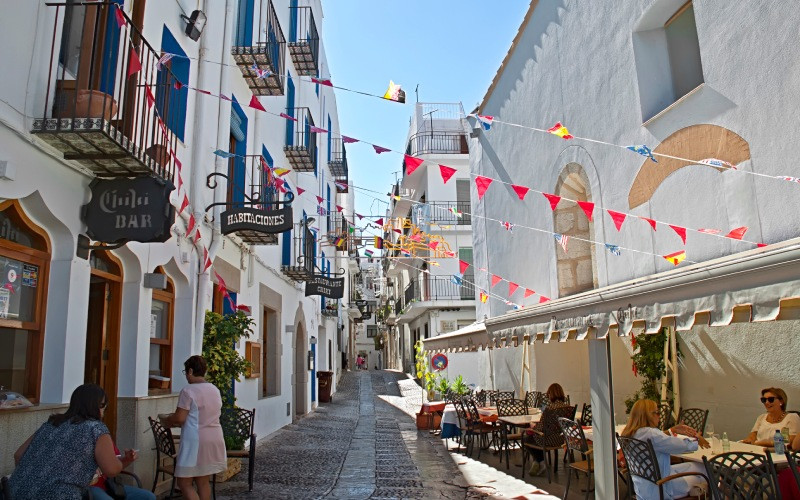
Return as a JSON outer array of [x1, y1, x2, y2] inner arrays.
[[220, 206, 293, 236], [305, 275, 345, 299], [82, 177, 175, 243]]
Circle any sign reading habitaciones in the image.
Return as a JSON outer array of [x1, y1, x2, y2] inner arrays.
[[220, 206, 293, 236], [305, 275, 344, 299], [82, 176, 175, 243]]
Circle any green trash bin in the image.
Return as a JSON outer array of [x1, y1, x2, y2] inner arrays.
[[316, 371, 333, 403]]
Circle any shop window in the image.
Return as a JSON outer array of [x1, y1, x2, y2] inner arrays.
[[0, 201, 50, 402], [148, 267, 174, 395]]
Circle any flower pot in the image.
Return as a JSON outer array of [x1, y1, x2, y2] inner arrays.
[[215, 457, 242, 483], [74, 90, 118, 120], [145, 144, 170, 167]]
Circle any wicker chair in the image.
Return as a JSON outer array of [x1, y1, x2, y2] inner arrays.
[[702, 452, 780, 499], [677, 408, 709, 435], [617, 433, 708, 499], [220, 407, 257, 492], [559, 417, 594, 500], [580, 403, 593, 427], [522, 404, 576, 483], [496, 398, 528, 469]]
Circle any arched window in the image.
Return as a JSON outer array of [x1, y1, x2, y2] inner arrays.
[[0, 201, 51, 401], [553, 164, 598, 298]]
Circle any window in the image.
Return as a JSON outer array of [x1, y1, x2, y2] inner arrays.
[[156, 26, 189, 141], [261, 145, 277, 206], [367, 325, 378, 338], [149, 268, 174, 395], [633, 0, 704, 121], [0, 202, 50, 402], [261, 306, 281, 397], [285, 75, 295, 145], [456, 180, 472, 225], [235, 0, 255, 47]]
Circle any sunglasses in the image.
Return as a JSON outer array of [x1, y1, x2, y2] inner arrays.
[[760, 396, 781, 404]]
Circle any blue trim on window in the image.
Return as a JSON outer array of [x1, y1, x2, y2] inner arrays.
[[289, 0, 298, 42], [320, 252, 326, 310], [223, 292, 238, 315], [326, 184, 331, 232], [285, 75, 295, 146], [282, 230, 291, 266], [156, 26, 189, 141], [99, 0, 123, 95], [230, 96, 248, 205], [261, 144, 276, 204], [310, 343, 316, 401], [235, 0, 254, 47], [327, 115, 332, 163]]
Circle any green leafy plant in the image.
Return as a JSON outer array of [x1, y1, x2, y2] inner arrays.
[[414, 340, 438, 399], [452, 375, 469, 396], [202, 310, 254, 449], [624, 327, 681, 414], [436, 377, 451, 396]]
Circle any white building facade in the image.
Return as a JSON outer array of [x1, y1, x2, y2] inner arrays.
[[0, 0, 356, 488], [423, 0, 800, 497]]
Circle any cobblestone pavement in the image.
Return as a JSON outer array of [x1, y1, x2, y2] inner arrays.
[[216, 370, 494, 499]]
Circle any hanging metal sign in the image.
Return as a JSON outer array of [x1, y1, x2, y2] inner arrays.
[[220, 206, 293, 235], [305, 275, 345, 299]]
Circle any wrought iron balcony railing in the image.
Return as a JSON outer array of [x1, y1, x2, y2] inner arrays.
[[328, 138, 348, 192], [288, 6, 319, 76], [421, 201, 472, 226], [280, 221, 316, 281], [32, 2, 181, 181], [406, 132, 469, 157], [283, 107, 317, 172], [400, 276, 475, 311], [231, 0, 285, 96], [322, 300, 339, 317]]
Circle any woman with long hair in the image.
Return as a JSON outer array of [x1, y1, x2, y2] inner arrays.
[[160, 355, 226, 500], [8, 384, 153, 500], [621, 399, 709, 499], [526, 383, 570, 476], [741, 387, 800, 446]]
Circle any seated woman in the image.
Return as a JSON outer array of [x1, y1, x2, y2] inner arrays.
[[741, 387, 800, 446], [621, 399, 709, 499], [8, 384, 154, 500], [527, 383, 569, 475]]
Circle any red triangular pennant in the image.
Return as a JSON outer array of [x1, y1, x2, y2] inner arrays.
[[669, 224, 687, 245], [512, 185, 530, 200], [373, 145, 391, 154], [114, 5, 127, 27], [542, 193, 561, 211], [375, 218, 384, 226], [459, 260, 470, 274], [539, 296, 550, 303], [475, 176, 493, 200], [336, 205, 343, 212], [607, 210, 627, 231], [248, 94, 266, 111], [127, 47, 142, 78], [145, 86, 155, 109], [524, 289, 535, 298], [508, 282, 519, 296], [316, 195, 324, 204], [192, 228, 201, 243], [577, 201, 595, 221], [179, 194, 189, 213], [186, 214, 196, 235], [439, 164, 457, 184], [640, 217, 657, 231], [491, 275, 502, 288], [404, 155, 423, 175], [724, 226, 748, 240], [757, 243, 767, 248]]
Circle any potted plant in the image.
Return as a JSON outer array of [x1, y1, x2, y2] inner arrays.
[[202, 310, 254, 480], [451, 375, 470, 396], [436, 377, 451, 401], [624, 327, 681, 415]]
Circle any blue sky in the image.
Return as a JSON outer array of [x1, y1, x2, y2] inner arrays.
[[323, 1, 530, 243]]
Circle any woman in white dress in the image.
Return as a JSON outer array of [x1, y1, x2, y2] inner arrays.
[[741, 387, 800, 446], [161, 356, 227, 500]]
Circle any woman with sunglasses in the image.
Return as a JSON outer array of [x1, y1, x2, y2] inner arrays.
[[741, 387, 800, 446]]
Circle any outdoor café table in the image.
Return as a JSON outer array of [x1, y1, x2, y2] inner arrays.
[[499, 413, 542, 427], [440, 404, 461, 439], [583, 424, 627, 442], [478, 406, 540, 417], [671, 439, 789, 467]]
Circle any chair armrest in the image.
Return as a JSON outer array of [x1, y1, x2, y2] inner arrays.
[[656, 471, 708, 487], [118, 470, 142, 488]]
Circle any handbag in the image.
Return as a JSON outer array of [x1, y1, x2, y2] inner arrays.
[[104, 476, 127, 500]]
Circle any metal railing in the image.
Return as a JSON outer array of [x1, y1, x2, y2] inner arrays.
[[288, 6, 319, 75], [283, 107, 317, 172], [329, 138, 348, 191], [226, 154, 279, 207], [425, 201, 472, 225], [402, 276, 475, 306], [281, 221, 315, 279], [33, 1, 180, 180], [322, 300, 339, 317], [406, 132, 469, 156], [231, 0, 285, 96]]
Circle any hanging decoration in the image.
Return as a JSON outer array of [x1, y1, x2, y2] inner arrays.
[[547, 122, 574, 139]]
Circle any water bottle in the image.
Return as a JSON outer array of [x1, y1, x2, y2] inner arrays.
[[722, 432, 730, 452], [774, 430, 785, 455]]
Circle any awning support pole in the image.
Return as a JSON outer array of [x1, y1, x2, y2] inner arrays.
[[660, 326, 680, 421], [588, 332, 619, 499]]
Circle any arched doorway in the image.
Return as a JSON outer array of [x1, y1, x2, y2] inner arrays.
[[85, 250, 122, 436], [0, 201, 51, 402], [293, 321, 307, 417]]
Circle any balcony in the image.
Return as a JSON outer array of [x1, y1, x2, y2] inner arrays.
[[287, 6, 319, 76], [231, 0, 285, 96], [32, 2, 178, 181], [406, 132, 469, 157], [280, 221, 316, 281], [396, 276, 475, 321], [322, 300, 339, 317], [283, 107, 317, 172], [328, 138, 348, 192], [218, 154, 286, 245], [422, 201, 472, 226]]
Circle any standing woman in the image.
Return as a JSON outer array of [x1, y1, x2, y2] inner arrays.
[[161, 356, 227, 500]]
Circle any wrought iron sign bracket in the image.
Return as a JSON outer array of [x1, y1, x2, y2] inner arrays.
[[204, 172, 294, 217]]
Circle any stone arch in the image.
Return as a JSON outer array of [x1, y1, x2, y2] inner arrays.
[[292, 303, 308, 417], [553, 163, 598, 298], [628, 124, 750, 209]]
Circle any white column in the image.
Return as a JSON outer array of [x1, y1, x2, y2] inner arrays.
[[588, 335, 618, 499]]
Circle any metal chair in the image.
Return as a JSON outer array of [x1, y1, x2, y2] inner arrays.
[[496, 398, 528, 469], [703, 451, 780, 499], [2, 476, 11, 500], [452, 398, 494, 458], [148, 416, 178, 499], [522, 404, 576, 483], [220, 407, 257, 492], [474, 390, 487, 407], [617, 433, 708, 499], [490, 390, 514, 406], [677, 408, 709, 435], [658, 403, 675, 431], [786, 449, 800, 492], [580, 403, 593, 427], [558, 417, 593, 500]]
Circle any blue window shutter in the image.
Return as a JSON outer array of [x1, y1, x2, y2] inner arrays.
[[285, 76, 295, 145], [282, 231, 291, 266], [156, 26, 189, 141], [223, 292, 238, 315], [326, 185, 331, 232], [320, 252, 326, 310], [289, 0, 298, 42], [235, 0, 254, 47], [99, 0, 123, 94], [230, 96, 248, 205], [261, 144, 276, 203], [327, 116, 332, 163]]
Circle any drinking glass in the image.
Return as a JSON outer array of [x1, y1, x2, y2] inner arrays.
[[705, 423, 715, 439], [711, 433, 722, 454]]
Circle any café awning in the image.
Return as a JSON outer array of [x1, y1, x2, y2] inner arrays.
[[421, 322, 488, 352]]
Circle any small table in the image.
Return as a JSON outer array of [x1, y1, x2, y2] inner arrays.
[[672, 440, 789, 467], [440, 404, 461, 439], [499, 414, 541, 427]]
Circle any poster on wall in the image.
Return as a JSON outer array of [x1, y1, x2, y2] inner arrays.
[[22, 264, 38, 288], [0, 288, 9, 320]]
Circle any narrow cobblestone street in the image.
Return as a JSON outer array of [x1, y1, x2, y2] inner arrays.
[[216, 370, 551, 499]]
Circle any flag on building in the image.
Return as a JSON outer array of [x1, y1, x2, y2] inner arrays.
[[335, 180, 348, 191], [250, 64, 272, 79], [156, 53, 173, 70], [451, 273, 463, 286], [213, 149, 235, 159], [364, 249, 374, 257], [500, 221, 513, 231], [309, 126, 328, 134], [480, 291, 489, 303], [333, 236, 346, 248], [627, 144, 657, 163], [547, 122, 574, 139], [374, 236, 384, 249], [663, 250, 686, 266], [383, 80, 405, 102], [605, 243, 621, 256], [316, 205, 326, 216], [449, 206, 462, 218], [697, 158, 736, 170], [279, 112, 297, 122], [554, 233, 569, 253], [476, 114, 494, 130], [311, 77, 333, 87]]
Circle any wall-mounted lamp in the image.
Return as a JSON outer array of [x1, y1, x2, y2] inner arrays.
[[303, 217, 316, 226], [182, 10, 207, 42]]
